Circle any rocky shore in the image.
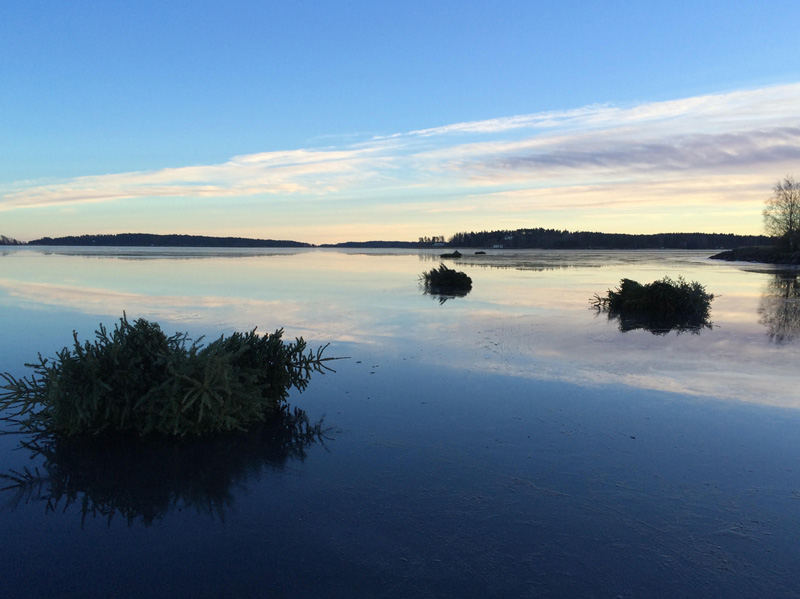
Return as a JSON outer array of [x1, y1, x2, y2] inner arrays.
[[710, 246, 800, 265]]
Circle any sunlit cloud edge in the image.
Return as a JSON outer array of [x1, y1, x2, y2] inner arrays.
[[2, 82, 800, 214]]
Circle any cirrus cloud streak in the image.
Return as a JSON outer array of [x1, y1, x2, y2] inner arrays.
[[3, 83, 800, 239]]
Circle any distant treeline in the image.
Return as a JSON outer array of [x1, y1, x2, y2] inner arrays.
[[0, 235, 23, 245], [15, 229, 775, 250], [27, 233, 312, 248], [447, 228, 772, 250]]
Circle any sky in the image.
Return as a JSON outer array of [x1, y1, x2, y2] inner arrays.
[[2, 0, 800, 244]]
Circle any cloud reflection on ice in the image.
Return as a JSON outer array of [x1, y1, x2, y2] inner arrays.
[[0, 247, 798, 408]]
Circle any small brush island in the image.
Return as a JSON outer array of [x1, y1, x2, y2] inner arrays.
[[0, 315, 338, 438]]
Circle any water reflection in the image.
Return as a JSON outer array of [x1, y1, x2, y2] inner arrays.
[[597, 309, 714, 335], [758, 272, 800, 344], [422, 287, 471, 304], [415, 248, 696, 272], [26, 247, 306, 260], [593, 298, 714, 335], [416, 250, 589, 272], [2, 248, 799, 407], [0, 407, 328, 527]]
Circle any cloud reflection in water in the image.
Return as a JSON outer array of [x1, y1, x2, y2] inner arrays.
[[1, 247, 798, 408]]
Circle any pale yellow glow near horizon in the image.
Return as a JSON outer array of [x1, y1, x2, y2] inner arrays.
[[3, 83, 799, 244]]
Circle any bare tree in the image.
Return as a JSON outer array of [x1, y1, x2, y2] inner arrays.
[[763, 176, 800, 251]]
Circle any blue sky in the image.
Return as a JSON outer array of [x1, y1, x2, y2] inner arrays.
[[2, 0, 800, 243]]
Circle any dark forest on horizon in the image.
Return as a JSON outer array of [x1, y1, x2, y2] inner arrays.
[[8, 229, 773, 249], [445, 228, 771, 250], [26, 233, 311, 248]]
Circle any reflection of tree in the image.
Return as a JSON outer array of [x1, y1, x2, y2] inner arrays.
[[0, 406, 328, 527], [38, 249, 304, 260], [416, 251, 582, 272], [422, 287, 471, 304], [598, 311, 713, 336], [758, 273, 800, 344]]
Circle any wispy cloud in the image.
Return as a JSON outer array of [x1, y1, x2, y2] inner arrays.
[[3, 83, 800, 232], [1, 147, 389, 208], [463, 127, 800, 183], [381, 83, 800, 139]]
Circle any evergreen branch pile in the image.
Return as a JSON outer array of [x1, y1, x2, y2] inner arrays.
[[591, 276, 714, 334], [0, 314, 335, 436], [420, 263, 472, 293]]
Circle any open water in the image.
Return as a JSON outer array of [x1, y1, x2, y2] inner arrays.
[[1, 247, 799, 597]]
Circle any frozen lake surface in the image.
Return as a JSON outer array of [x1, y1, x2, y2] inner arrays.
[[1, 247, 799, 597]]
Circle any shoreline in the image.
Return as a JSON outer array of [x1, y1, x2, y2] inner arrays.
[[709, 246, 800, 265]]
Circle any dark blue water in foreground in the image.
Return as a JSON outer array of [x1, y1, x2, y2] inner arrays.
[[2, 248, 800, 597], [3, 355, 800, 598]]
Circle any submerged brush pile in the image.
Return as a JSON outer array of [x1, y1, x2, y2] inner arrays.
[[591, 276, 714, 333], [0, 314, 335, 437], [421, 263, 473, 297]]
